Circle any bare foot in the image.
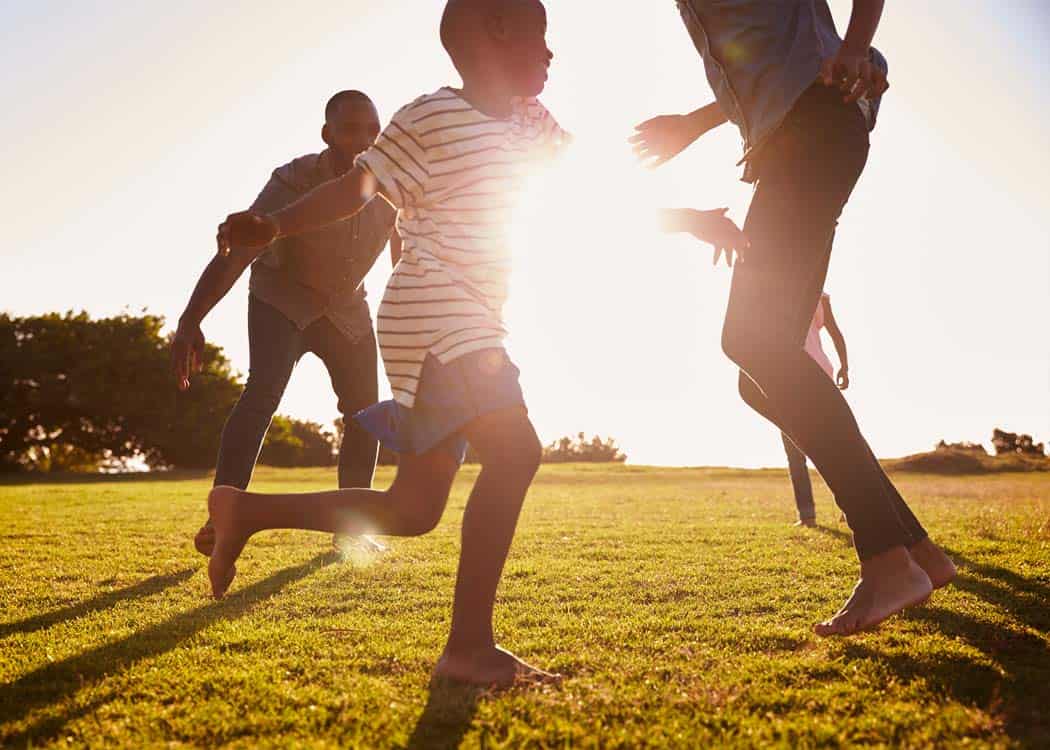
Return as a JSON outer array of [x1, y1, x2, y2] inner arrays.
[[794, 518, 817, 528], [207, 486, 251, 599], [908, 537, 957, 589], [433, 645, 561, 688], [194, 521, 214, 557], [814, 546, 933, 637]]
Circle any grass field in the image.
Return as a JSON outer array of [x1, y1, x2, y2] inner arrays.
[[1, 465, 1048, 749]]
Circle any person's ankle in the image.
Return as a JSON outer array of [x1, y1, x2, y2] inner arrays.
[[860, 545, 913, 576], [443, 632, 496, 658]]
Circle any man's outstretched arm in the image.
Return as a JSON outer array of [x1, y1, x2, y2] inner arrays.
[[171, 247, 257, 390], [218, 165, 383, 257], [630, 101, 729, 168]]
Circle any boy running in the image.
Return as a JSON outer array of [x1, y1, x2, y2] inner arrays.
[[210, 0, 568, 687]]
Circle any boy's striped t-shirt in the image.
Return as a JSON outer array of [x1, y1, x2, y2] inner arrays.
[[355, 88, 568, 408]]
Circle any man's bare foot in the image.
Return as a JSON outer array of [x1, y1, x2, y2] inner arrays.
[[794, 518, 817, 528], [433, 645, 561, 688], [814, 546, 932, 637], [194, 521, 215, 557], [908, 537, 957, 589], [207, 485, 251, 599]]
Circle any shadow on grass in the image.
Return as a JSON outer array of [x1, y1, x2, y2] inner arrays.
[[0, 552, 337, 748], [947, 548, 1050, 635], [814, 524, 853, 547], [846, 603, 1049, 744], [0, 569, 196, 639], [404, 680, 484, 750]]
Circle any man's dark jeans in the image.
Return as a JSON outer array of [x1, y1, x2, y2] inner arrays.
[[781, 433, 815, 522], [214, 295, 379, 490], [723, 85, 927, 560]]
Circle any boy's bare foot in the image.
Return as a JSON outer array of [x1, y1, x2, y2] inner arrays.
[[794, 518, 817, 528], [194, 522, 215, 557], [433, 645, 561, 688], [207, 485, 251, 599], [908, 537, 957, 589], [814, 546, 932, 637]]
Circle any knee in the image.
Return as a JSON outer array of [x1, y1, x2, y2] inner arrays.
[[239, 377, 284, 416], [399, 504, 444, 537], [489, 431, 542, 484], [387, 475, 451, 536]]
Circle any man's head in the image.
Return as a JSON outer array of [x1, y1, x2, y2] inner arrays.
[[322, 90, 381, 165], [440, 0, 552, 98]]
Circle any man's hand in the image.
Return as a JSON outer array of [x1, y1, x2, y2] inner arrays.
[[836, 366, 850, 390], [660, 207, 749, 268], [630, 114, 701, 168], [819, 46, 888, 103], [171, 320, 206, 391], [216, 211, 279, 257]]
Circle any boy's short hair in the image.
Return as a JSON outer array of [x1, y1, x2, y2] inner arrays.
[[324, 90, 375, 122], [441, 0, 503, 73]]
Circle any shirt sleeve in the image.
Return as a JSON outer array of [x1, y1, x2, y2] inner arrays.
[[355, 104, 430, 210]]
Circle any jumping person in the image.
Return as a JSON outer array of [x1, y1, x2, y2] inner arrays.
[[171, 91, 400, 557], [635, 0, 956, 636]]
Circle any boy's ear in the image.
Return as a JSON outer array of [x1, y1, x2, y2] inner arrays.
[[321, 123, 333, 147]]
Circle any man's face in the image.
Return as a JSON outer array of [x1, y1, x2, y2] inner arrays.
[[500, 1, 552, 97], [324, 99, 381, 160]]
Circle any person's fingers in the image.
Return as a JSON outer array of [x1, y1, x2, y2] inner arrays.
[[633, 116, 663, 131], [872, 67, 889, 96], [627, 132, 646, 145], [217, 223, 230, 256], [845, 60, 874, 102]]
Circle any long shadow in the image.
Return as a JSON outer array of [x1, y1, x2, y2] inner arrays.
[[813, 524, 853, 547], [0, 552, 337, 748], [404, 680, 484, 750], [843, 604, 1049, 744], [945, 547, 1050, 635], [0, 569, 196, 639]]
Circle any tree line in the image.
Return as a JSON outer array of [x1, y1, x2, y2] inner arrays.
[[0, 312, 626, 473]]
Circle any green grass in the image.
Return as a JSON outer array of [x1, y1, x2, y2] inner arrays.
[[2, 465, 1048, 749]]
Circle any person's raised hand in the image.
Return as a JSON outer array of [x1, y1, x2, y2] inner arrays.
[[629, 114, 700, 169], [171, 320, 206, 391], [836, 366, 850, 390], [216, 211, 279, 258], [819, 47, 888, 103]]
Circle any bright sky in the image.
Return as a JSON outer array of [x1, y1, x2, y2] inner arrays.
[[2, 2, 1048, 467]]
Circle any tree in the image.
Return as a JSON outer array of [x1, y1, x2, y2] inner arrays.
[[259, 416, 337, 467], [541, 433, 627, 463], [992, 429, 1046, 457], [0, 311, 241, 472]]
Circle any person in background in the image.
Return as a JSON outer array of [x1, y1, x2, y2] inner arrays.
[[170, 90, 400, 557]]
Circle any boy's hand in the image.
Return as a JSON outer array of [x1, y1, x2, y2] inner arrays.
[[171, 320, 205, 391], [216, 211, 279, 257], [836, 366, 850, 390], [660, 208, 749, 268], [818, 46, 888, 103], [630, 114, 701, 168]]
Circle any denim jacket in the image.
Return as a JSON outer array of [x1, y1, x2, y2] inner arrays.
[[677, 0, 887, 178]]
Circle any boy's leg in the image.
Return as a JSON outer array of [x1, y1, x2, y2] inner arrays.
[[722, 90, 932, 634], [306, 320, 380, 489], [433, 406, 558, 686], [781, 432, 815, 525], [207, 447, 460, 598], [196, 296, 303, 555]]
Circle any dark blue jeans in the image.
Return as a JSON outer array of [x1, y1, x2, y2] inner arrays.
[[214, 295, 379, 490], [781, 432, 815, 521]]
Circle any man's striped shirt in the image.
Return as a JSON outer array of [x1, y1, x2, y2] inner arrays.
[[356, 88, 567, 408]]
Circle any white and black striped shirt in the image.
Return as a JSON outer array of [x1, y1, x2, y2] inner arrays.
[[356, 88, 568, 407]]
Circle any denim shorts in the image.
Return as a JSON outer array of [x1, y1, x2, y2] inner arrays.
[[354, 348, 525, 464]]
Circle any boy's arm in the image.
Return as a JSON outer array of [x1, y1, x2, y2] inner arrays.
[[819, 0, 888, 102], [822, 298, 851, 389], [660, 207, 749, 268], [217, 165, 382, 258], [630, 101, 729, 168]]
